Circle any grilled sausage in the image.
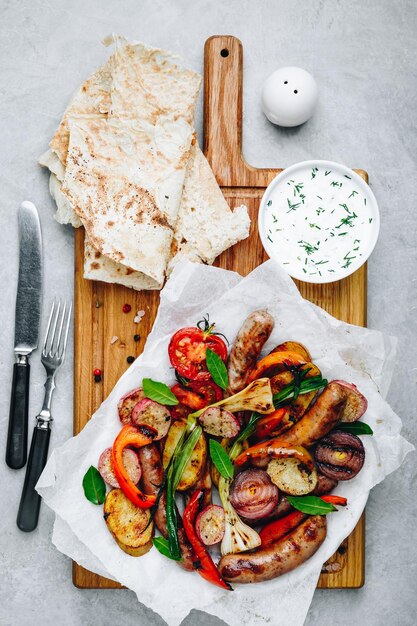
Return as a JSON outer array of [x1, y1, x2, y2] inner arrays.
[[278, 382, 346, 447], [218, 515, 327, 583], [138, 444, 194, 571], [227, 310, 275, 393], [312, 472, 339, 495]]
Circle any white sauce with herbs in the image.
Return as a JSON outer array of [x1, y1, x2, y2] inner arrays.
[[259, 161, 380, 283]]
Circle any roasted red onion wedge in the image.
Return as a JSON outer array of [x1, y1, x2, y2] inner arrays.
[[131, 398, 171, 440], [332, 380, 368, 422], [195, 505, 225, 545], [117, 387, 144, 424], [315, 431, 365, 481], [98, 447, 141, 488], [229, 469, 279, 520], [198, 407, 240, 438]]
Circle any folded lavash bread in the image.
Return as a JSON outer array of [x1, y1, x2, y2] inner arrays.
[[40, 36, 250, 290]]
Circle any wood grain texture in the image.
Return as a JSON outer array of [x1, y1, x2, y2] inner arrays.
[[73, 35, 366, 590]]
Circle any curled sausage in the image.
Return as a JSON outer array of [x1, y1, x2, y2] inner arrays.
[[137, 444, 194, 571], [278, 382, 346, 447], [227, 310, 274, 393], [218, 515, 327, 583]]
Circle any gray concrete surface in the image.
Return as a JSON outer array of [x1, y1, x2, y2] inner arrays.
[[1, 0, 416, 624]]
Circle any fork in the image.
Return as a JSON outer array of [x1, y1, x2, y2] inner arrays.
[[17, 300, 72, 532]]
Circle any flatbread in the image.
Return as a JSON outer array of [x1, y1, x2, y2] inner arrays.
[[39, 37, 250, 290], [83, 235, 159, 289], [172, 142, 250, 264], [50, 61, 112, 164], [62, 115, 187, 286], [107, 35, 200, 124]]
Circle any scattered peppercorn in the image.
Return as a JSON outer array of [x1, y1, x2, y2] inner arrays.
[[93, 368, 102, 376], [122, 303, 132, 313], [94, 374, 102, 383], [126, 355, 135, 364], [133, 334, 140, 342]]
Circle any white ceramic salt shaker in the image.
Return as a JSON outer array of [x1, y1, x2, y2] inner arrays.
[[262, 67, 318, 127]]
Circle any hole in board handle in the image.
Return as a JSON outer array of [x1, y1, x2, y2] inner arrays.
[[220, 49, 229, 57]]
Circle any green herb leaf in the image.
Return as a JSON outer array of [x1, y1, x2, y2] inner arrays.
[[336, 422, 373, 435], [142, 378, 179, 406], [165, 462, 181, 559], [153, 536, 182, 561], [206, 348, 228, 390], [82, 466, 106, 505], [287, 495, 337, 515], [273, 376, 327, 408], [209, 439, 234, 479]]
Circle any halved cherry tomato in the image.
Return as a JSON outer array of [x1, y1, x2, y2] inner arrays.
[[169, 402, 193, 421], [189, 380, 223, 404], [171, 380, 223, 410], [168, 327, 228, 381]]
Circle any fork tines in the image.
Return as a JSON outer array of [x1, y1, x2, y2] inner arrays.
[[42, 300, 72, 362]]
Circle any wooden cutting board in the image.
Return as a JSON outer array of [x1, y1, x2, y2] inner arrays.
[[73, 35, 365, 590]]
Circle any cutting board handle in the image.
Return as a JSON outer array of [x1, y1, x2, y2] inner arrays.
[[204, 35, 246, 186], [204, 35, 278, 188]]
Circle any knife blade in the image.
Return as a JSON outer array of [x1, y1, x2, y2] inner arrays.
[[6, 202, 42, 469]]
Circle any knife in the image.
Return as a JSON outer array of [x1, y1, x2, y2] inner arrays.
[[6, 202, 43, 469]]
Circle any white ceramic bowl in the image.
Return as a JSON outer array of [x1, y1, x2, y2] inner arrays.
[[258, 160, 380, 284]]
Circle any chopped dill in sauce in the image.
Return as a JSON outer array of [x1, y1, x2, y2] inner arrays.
[[262, 164, 378, 280]]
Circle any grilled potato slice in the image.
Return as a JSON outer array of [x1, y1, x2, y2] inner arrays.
[[267, 458, 318, 496], [104, 488, 153, 556], [162, 419, 207, 491]]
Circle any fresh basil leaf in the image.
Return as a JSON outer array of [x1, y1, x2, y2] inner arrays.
[[153, 536, 182, 561], [287, 495, 337, 515], [206, 348, 228, 391], [142, 378, 179, 406], [82, 465, 106, 505], [336, 422, 373, 435], [209, 438, 234, 480]]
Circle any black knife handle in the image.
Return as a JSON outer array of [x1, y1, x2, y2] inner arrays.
[[17, 424, 51, 532], [6, 360, 30, 469]]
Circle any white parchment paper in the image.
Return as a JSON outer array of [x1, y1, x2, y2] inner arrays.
[[37, 259, 413, 626]]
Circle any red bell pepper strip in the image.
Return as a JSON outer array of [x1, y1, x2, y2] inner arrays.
[[234, 438, 315, 472], [183, 490, 232, 590], [259, 511, 307, 547], [111, 424, 157, 509], [171, 384, 207, 410], [254, 408, 288, 441], [320, 495, 348, 507]]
